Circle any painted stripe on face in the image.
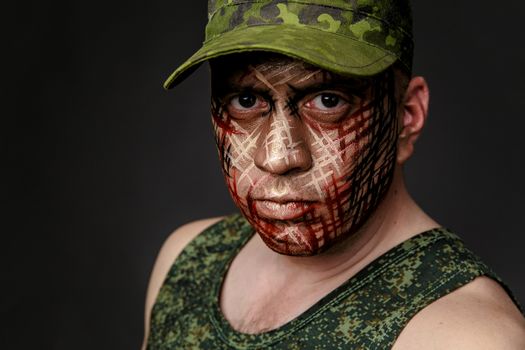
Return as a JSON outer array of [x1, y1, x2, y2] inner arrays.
[[211, 55, 399, 256], [261, 111, 305, 173]]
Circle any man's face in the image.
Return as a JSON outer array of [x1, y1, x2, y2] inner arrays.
[[211, 54, 399, 256]]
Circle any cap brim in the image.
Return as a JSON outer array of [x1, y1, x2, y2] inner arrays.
[[163, 25, 398, 90]]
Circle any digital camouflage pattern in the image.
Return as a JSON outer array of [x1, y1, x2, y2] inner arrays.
[[164, 0, 414, 89], [147, 214, 521, 349], [205, 0, 413, 65]]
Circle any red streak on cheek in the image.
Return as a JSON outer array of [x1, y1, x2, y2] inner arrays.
[[337, 101, 376, 161], [247, 195, 257, 219], [339, 101, 368, 160], [212, 113, 243, 135], [320, 215, 330, 241], [227, 171, 244, 210], [338, 123, 347, 161], [331, 173, 349, 229], [349, 101, 372, 120], [316, 172, 353, 244], [304, 214, 320, 252]]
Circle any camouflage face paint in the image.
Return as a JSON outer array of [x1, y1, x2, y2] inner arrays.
[[211, 54, 399, 256]]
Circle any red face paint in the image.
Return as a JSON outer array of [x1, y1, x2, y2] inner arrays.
[[211, 54, 398, 256]]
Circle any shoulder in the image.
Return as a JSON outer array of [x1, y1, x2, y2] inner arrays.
[[141, 216, 224, 349], [393, 276, 525, 349], [145, 216, 224, 306], [147, 216, 224, 291]]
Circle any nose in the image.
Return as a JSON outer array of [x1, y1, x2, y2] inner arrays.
[[254, 109, 312, 175]]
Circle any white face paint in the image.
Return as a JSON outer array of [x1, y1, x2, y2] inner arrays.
[[211, 54, 399, 256]]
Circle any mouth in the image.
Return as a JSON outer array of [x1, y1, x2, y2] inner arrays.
[[253, 199, 317, 221]]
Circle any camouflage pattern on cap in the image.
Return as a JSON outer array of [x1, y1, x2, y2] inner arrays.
[[164, 0, 413, 89]]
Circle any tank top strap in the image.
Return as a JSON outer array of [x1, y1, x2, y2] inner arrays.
[[343, 228, 513, 348], [147, 214, 253, 350], [148, 217, 521, 349]]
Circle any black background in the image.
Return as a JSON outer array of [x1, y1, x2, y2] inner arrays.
[[5, 1, 524, 349]]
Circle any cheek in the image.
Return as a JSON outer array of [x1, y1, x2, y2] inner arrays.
[[298, 111, 379, 239], [213, 121, 261, 202], [211, 101, 395, 256], [313, 103, 398, 237], [306, 108, 375, 182]]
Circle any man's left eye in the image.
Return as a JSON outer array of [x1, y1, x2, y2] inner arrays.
[[307, 93, 346, 110]]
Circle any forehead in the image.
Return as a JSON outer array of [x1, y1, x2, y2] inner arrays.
[[210, 52, 366, 89]]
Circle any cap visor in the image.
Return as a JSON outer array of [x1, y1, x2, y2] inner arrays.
[[164, 24, 397, 89]]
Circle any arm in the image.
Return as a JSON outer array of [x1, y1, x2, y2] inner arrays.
[[393, 276, 525, 349], [140, 217, 224, 350]]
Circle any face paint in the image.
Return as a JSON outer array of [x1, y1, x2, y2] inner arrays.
[[211, 54, 399, 256]]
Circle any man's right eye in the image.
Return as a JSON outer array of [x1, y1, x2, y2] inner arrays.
[[230, 93, 266, 111], [226, 93, 269, 120], [233, 93, 257, 109]]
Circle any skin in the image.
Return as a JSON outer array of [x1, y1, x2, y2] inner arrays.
[[211, 54, 400, 256], [141, 55, 525, 349]]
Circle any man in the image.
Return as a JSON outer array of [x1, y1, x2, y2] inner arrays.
[[142, 0, 525, 348]]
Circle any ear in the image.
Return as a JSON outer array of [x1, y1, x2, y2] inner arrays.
[[397, 76, 429, 164]]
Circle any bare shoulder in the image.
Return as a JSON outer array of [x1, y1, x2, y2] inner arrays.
[[141, 216, 224, 349], [145, 216, 224, 299], [393, 276, 525, 349]]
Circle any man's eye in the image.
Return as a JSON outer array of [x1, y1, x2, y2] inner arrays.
[[231, 93, 260, 110], [302, 92, 354, 123], [308, 93, 345, 110]]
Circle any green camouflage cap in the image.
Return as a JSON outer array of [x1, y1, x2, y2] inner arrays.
[[164, 0, 413, 89]]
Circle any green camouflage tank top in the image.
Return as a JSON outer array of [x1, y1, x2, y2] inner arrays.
[[147, 214, 520, 349]]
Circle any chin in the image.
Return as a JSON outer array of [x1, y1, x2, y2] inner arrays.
[[243, 205, 374, 256], [259, 234, 320, 256], [249, 218, 334, 256]]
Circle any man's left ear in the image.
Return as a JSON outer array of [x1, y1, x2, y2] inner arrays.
[[397, 76, 429, 164]]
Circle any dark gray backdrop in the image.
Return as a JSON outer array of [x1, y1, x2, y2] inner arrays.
[[5, 1, 524, 349]]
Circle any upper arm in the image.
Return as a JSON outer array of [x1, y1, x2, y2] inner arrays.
[[140, 216, 224, 350], [393, 276, 525, 349]]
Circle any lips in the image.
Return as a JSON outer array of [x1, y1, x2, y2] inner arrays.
[[253, 199, 316, 221]]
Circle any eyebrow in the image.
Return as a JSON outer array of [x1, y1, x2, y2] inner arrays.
[[211, 83, 276, 108], [214, 82, 272, 97], [287, 80, 369, 101], [212, 76, 370, 106]]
